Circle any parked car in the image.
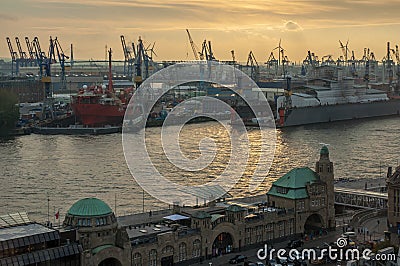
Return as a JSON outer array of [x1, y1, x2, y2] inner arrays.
[[229, 255, 248, 264], [287, 239, 304, 249], [248, 262, 265, 266], [341, 231, 356, 238], [268, 258, 282, 266]]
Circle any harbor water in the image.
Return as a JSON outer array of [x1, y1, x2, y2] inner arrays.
[[1, 116, 399, 222]]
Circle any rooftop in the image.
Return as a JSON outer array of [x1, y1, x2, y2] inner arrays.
[[126, 224, 172, 239], [67, 198, 112, 217], [0, 212, 30, 229], [267, 167, 320, 200], [271, 167, 320, 189], [0, 223, 57, 242]]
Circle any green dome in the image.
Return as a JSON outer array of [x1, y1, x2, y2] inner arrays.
[[67, 198, 112, 217], [192, 211, 212, 219], [320, 145, 329, 155], [226, 204, 245, 212]]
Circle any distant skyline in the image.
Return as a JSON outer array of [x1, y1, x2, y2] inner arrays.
[[2, 0, 400, 62]]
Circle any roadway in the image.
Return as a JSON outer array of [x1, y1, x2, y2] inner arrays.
[[197, 231, 341, 266]]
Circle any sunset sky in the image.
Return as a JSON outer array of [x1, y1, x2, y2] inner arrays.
[[2, 0, 400, 63]]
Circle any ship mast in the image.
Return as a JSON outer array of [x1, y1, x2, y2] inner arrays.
[[108, 48, 114, 93]]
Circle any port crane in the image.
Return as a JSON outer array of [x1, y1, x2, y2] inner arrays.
[[34, 36, 69, 96], [362, 48, 375, 82], [230, 50, 236, 63], [199, 40, 215, 61], [134, 37, 149, 87], [6, 37, 18, 76], [53, 37, 69, 91], [6, 36, 36, 76], [245, 51, 260, 82], [25, 37, 37, 65], [301, 51, 318, 77], [339, 40, 350, 62], [186, 29, 200, 60], [384, 42, 394, 86], [348, 50, 357, 77], [120, 35, 134, 78], [15, 37, 28, 67], [321, 55, 335, 66], [266, 52, 279, 75], [391, 45, 400, 94], [31, 37, 47, 78]]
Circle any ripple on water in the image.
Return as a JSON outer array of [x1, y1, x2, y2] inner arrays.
[[1, 117, 400, 220]]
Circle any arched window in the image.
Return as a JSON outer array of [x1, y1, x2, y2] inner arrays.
[[162, 245, 174, 254], [149, 249, 157, 266], [179, 242, 187, 262], [193, 239, 201, 258], [133, 252, 142, 266]]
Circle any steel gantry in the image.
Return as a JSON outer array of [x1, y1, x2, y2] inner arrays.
[[334, 187, 387, 209]]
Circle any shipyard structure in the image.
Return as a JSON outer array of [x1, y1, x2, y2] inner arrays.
[[0, 147, 335, 265]]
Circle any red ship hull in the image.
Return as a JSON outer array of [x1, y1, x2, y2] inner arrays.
[[71, 103, 126, 126]]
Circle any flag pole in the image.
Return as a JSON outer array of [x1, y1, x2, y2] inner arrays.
[[58, 208, 61, 228], [114, 193, 117, 216], [142, 189, 145, 213], [47, 193, 50, 225]]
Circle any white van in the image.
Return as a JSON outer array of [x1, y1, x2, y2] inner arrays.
[[341, 231, 356, 238]]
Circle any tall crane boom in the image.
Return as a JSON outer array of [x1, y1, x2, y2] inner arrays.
[[231, 50, 235, 63], [6, 37, 18, 60], [15, 37, 27, 60], [246, 51, 259, 82], [25, 37, 35, 60], [186, 29, 199, 60], [120, 35, 134, 77], [339, 40, 349, 62], [6, 37, 19, 76], [120, 35, 132, 61]]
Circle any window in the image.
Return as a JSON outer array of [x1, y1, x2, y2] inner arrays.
[[149, 249, 157, 266], [133, 252, 142, 266], [288, 219, 295, 235], [256, 227, 263, 243], [162, 245, 174, 254], [179, 243, 187, 262], [278, 222, 284, 237], [193, 239, 201, 258], [277, 187, 288, 194]]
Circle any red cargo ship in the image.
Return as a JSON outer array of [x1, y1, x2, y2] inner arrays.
[[71, 49, 133, 127]]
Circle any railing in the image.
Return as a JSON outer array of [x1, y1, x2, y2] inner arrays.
[[334, 188, 388, 209], [349, 209, 387, 228]]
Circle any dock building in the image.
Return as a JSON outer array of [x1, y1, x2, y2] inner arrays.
[[0, 146, 335, 265]]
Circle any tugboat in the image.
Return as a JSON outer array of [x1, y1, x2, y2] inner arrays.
[[71, 48, 133, 127]]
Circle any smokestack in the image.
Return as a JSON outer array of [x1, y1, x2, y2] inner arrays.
[[70, 43, 74, 67]]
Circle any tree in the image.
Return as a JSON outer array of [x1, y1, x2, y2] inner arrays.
[[0, 90, 19, 136]]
